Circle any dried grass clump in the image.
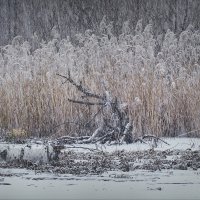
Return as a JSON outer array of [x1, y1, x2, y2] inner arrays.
[[0, 20, 200, 138]]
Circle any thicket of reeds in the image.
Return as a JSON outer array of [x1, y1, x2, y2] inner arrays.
[[0, 19, 200, 138]]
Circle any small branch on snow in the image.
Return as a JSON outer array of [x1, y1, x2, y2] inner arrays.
[[134, 138, 147, 144], [142, 135, 169, 145], [65, 145, 100, 152], [94, 130, 114, 143], [57, 135, 90, 141], [177, 129, 200, 137]]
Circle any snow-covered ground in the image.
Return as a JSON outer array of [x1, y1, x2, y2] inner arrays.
[[0, 137, 200, 163], [64, 137, 200, 153]]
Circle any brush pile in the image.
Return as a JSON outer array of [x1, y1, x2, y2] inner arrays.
[[56, 71, 169, 146]]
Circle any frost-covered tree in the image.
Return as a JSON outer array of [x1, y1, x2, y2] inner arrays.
[[1, 0, 200, 45]]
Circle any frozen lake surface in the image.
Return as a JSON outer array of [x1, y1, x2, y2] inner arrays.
[[0, 168, 200, 200]]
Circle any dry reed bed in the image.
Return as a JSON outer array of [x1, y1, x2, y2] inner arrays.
[[0, 20, 200, 138]]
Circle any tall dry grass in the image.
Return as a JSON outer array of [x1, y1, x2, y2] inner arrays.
[[0, 20, 200, 138]]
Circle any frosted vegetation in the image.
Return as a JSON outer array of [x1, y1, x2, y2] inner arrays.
[[0, 19, 200, 138]]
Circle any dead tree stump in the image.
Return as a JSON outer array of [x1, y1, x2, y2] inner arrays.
[[57, 71, 133, 144]]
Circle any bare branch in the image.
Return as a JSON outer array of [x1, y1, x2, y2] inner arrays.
[[134, 138, 147, 144], [94, 130, 114, 143], [57, 135, 90, 141], [65, 145, 100, 152], [142, 135, 170, 145], [68, 98, 105, 106], [57, 71, 103, 99], [84, 106, 104, 128], [84, 123, 104, 143], [120, 122, 133, 144]]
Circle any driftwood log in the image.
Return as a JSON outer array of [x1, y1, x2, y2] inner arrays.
[[56, 71, 168, 146]]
